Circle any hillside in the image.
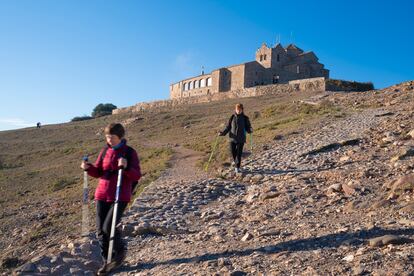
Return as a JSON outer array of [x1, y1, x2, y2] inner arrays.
[[2, 81, 414, 275]]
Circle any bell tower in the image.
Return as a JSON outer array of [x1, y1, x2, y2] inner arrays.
[[255, 43, 272, 68]]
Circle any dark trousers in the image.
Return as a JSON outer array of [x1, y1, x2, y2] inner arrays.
[[230, 142, 244, 168], [96, 200, 128, 260]]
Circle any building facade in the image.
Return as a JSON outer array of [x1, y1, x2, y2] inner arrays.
[[170, 43, 329, 99]]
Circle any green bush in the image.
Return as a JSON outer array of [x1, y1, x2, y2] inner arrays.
[[326, 79, 374, 92], [71, 115, 93, 122], [92, 103, 117, 118]]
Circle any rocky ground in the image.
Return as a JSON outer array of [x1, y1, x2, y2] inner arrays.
[[10, 81, 414, 275]]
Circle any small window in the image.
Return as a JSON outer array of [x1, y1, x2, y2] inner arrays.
[[277, 54, 280, 62], [260, 55, 263, 61], [206, 77, 212, 86], [264, 54, 267, 60], [297, 65, 300, 74]]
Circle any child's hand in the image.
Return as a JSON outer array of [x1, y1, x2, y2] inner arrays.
[[81, 161, 90, 171], [118, 158, 128, 168]]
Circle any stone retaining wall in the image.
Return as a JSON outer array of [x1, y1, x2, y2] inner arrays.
[[112, 78, 369, 114]]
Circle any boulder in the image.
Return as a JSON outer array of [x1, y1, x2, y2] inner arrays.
[[368, 235, 411, 247], [387, 174, 414, 197]]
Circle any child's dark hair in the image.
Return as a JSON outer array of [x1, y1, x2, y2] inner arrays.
[[104, 123, 125, 138]]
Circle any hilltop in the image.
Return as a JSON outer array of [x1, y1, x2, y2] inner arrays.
[[1, 81, 414, 275]]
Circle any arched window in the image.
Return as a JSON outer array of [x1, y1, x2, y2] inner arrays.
[[189, 81, 194, 90], [206, 77, 212, 86], [194, 80, 199, 89], [200, 78, 206, 88], [198, 79, 202, 88]]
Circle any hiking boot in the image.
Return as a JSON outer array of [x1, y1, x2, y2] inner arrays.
[[107, 248, 126, 271], [115, 248, 127, 266], [96, 263, 108, 275]]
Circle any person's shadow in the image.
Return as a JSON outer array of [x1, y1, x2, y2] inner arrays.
[[116, 226, 414, 273]]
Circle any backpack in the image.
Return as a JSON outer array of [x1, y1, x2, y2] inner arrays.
[[100, 146, 139, 195]]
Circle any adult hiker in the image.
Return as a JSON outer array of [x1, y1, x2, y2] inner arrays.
[[36, 122, 41, 128], [81, 123, 141, 274], [218, 103, 253, 173]]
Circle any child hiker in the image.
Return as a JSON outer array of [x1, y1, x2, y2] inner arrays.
[[219, 103, 253, 173], [81, 123, 141, 274]]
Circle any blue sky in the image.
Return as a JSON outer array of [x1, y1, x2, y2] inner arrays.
[[0, 0, 413, 131]]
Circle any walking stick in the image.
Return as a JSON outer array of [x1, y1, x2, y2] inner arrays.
[[107, 161, 124, 264], [204, 136, 220, 172], [250, 133, 253, 153], [81, 156, 89, 237]]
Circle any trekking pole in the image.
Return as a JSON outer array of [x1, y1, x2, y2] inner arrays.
[[81, 156, 89, 237], [107, 160, 124, 264], [204, 136, 220, 172], [250, 133, 253, 153]]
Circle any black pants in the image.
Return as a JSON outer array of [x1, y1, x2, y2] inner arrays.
[[230, 142, 244, 168], [96, 200, 128, 260]]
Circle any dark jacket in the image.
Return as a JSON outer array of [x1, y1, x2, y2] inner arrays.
[[220, 113, 252, 143], [87, 139, 141, 203]]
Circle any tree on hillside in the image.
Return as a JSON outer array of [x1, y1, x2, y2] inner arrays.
[[92, 103, 117, 118]]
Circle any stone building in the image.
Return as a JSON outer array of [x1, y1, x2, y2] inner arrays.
[[170, 43, 329, 99]]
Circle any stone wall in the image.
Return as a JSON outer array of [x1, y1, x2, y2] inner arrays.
[[114, 77, 326, 115], [222, 64, 245, 92], [289, 77, 326, 92]]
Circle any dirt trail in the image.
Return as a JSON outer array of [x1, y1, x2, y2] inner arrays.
[[151, 145, 208, 184]]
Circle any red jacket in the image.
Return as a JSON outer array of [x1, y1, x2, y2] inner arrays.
[[87, 140, 141, 202]]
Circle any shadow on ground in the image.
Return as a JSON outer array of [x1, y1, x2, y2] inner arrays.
[[118, 227, 414, 273]]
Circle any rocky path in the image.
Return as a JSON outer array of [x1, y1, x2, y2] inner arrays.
[[242, 109, 385, 176]]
